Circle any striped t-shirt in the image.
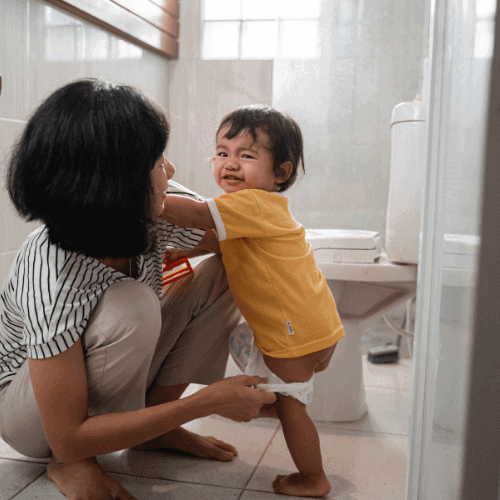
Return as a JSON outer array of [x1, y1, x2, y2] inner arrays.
[[0, 181, 205, 387]]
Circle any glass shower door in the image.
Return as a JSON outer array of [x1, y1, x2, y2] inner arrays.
[[406, 0, 497, 498]]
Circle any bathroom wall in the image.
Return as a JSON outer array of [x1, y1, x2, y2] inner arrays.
[[166, 1, 273, 198], [0, 0, 171, 288], [1, 0, 427, 289], [273, 0, 427, 237], [168, 0, 426, 241]]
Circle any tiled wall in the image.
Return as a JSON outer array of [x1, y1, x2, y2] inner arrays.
[[0, 0, 171, 288]]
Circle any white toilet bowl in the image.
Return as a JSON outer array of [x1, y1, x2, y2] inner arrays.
[[305, 230, 418, 422]]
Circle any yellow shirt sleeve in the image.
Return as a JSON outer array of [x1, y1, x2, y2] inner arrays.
[[206, 190, 298, 241]]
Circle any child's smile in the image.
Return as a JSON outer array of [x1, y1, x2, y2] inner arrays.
[[214, 127, 280, 193]]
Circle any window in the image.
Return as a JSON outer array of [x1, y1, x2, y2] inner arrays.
[[202, 0, 320, 60], [473, 0, 496, 59]]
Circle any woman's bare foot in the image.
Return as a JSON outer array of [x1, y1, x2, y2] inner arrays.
[[131, 426, 238, 461], [272, 472, 331, 498], [47, 456, 137, 500]]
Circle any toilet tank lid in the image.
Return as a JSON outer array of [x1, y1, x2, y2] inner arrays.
[[443, 234, 480, 255], [391, 102, 427, 126], [305, 229, 380, 250]]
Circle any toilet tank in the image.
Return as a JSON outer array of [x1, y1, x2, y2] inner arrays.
[[385, 102, 427, 264]]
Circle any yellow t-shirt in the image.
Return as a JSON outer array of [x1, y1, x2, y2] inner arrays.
[[206, 189, 345, 359]]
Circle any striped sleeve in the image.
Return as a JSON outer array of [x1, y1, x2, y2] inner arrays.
[[0, 227, 115, 361]]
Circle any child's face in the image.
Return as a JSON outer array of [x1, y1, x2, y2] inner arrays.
[[150, 154, 175, 217], [213, 127, 281, 193]]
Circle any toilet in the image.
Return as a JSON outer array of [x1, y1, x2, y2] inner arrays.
[[305, 101, 426, 422]]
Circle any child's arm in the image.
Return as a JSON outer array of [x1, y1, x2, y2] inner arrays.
[[161, 195, 216, 230], [166, 229, 220, 261]]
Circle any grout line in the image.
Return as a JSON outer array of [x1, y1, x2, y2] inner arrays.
[[7, 469, 46, 500], [0, 456, 49, 465], [313, 424, 410, 438], [107, 470, 245, 492], [237, 424, 281, 500]]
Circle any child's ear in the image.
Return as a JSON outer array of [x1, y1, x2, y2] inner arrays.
[[276, 161, 293, 184]]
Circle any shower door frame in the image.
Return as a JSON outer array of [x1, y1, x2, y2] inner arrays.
[[406, 0, 500, 497]]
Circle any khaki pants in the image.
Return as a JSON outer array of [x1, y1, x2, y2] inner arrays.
[[0, 255, 240, 459]]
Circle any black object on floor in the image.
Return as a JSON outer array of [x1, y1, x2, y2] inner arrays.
[[367, 344, 400, 364]]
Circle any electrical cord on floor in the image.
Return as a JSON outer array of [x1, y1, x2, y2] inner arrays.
[[367, 296, 416, 364]]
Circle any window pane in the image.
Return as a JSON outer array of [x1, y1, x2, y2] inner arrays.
[[116, 39, 143, 59], [241, 21, 278, 59], [242, 0, 279, 19], [202, 21, 240, 59], [476, 0, 496, 17], [279, 0, 320, 19], [87, 27, 109, 60], [204, 0, 241, 20], [474, 20, 494, 59], [279, 20, 318, 58]]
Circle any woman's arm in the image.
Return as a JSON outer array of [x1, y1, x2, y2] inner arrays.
[[160, 195, 216, 229], [29, 338, 275, 462]]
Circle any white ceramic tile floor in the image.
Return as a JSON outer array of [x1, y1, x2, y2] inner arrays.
[[0, 356, 413, 500]]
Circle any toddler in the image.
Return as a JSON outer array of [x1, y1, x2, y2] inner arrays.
[[162, 105, 345, 498]]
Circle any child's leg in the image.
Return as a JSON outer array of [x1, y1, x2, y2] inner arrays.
[[272, 393, 331, 497], [262, 345, 336, 497]]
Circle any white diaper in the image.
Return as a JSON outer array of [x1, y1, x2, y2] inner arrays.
[[229, 322, 314, 405]]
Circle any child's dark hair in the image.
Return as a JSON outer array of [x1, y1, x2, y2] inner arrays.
[[216, 105, 305, 192], [7, 78, 169, 258]]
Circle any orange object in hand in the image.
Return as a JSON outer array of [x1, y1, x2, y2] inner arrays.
[[162, 256, 194, 286]]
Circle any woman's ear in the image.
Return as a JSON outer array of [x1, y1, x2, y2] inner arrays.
[[276, 161, 293, 184]]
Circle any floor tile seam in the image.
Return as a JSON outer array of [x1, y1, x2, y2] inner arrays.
[[312, 425, 409, 438], [363, 383, 412, 391], [0, 456, 49, 465], [237, 425, 281, 500], [106, 469, 244, 491], [8, 470, 46, 500]]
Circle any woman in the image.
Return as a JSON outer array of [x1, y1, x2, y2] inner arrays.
[[0, 79, 275, 500]]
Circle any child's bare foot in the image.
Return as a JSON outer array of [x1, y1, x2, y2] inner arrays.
[[272, 472, 331, 498], [47, 456, 137, 500]]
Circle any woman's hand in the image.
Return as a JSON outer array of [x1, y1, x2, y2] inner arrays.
[[201, 375, 276, 422]]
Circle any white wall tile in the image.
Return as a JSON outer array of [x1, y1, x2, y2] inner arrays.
[[0, 118, 41, 257], [0, 0, 29, 120], [0, 252, 17, 291], [27, 0, 170, 118]]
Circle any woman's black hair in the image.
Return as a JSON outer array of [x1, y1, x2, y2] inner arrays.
[[216, 105, 305, 192], [7, 78, 169, 258]]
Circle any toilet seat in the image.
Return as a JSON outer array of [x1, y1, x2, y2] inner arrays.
[[306, 228, 381, 264], [305, 229, 417, 282]]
